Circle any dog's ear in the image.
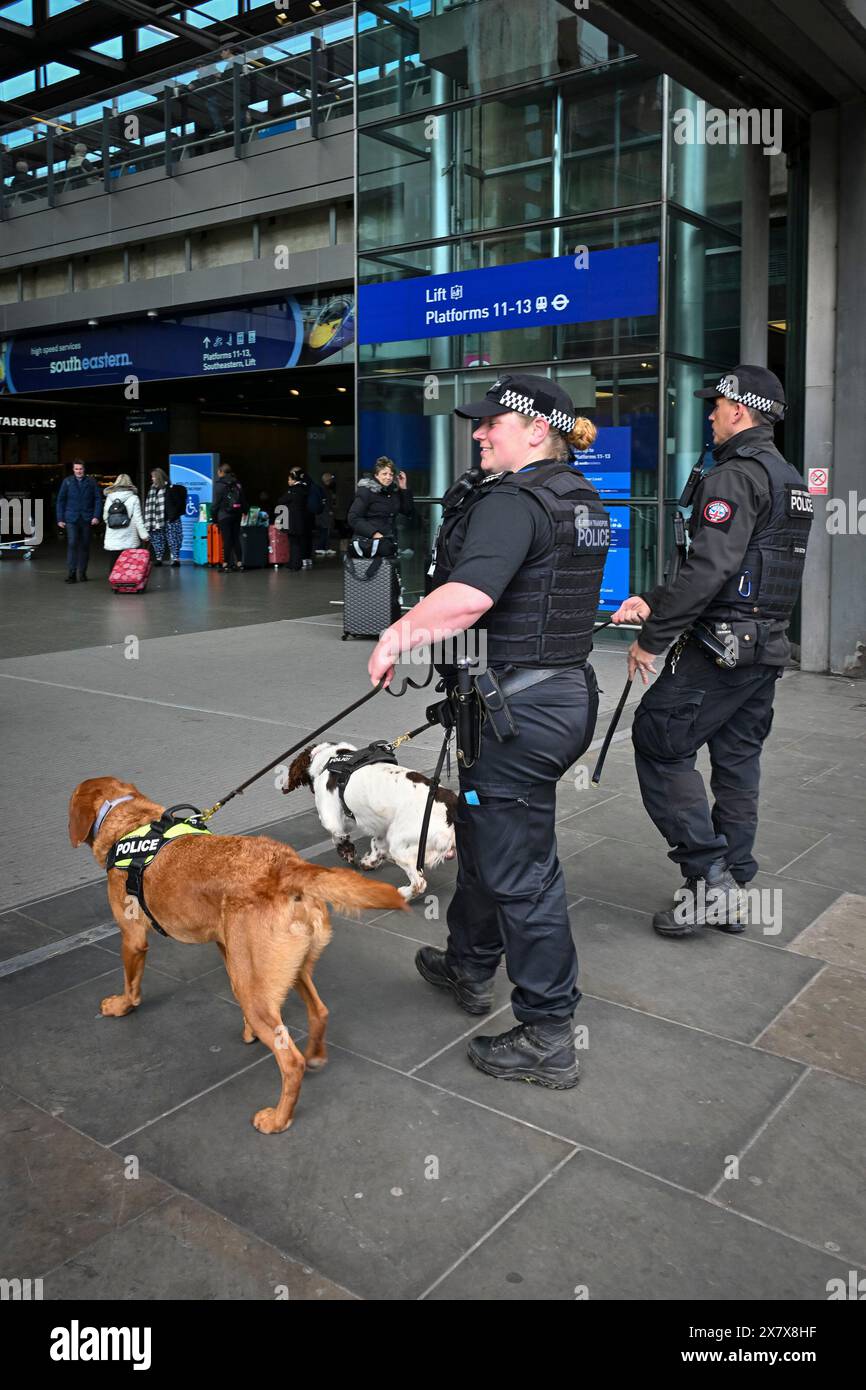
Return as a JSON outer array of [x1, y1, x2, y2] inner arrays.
[[68, 777, 134, 846], [68, 779, 107, 846], [284, 748, 314, 794]]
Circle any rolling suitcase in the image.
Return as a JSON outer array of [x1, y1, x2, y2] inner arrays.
[[268, 525, 291, 567], [193, 521, 209, 566], [342, 549, 398, 639], [109, 547, 152, 594], [207, 523, 224, 567], [241, 525, 268, 569]]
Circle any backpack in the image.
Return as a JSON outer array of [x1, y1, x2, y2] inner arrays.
[[224, 479, 242, 511], [106, 496, 131, 529], [307, 481, 325, 516]]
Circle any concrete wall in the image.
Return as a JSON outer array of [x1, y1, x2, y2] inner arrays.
[[0, 117, 354, 335]]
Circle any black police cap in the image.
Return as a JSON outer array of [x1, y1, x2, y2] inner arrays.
[[695, 364, 786, 420], [455, 373, 578, 434]]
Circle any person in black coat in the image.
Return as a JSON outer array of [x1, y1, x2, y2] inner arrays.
[[212, 464, 245, 571], [274, 467, 310, 572], [164, 477, 188, 564], [347, 457, 413, 551]]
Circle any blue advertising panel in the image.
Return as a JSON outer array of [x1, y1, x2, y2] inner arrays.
[[0, 292, 354, 394], [170, 453, 216, 564], [358, 244, 658, 345], [599, 505, 630, 611], [578, 426, 632, 499]]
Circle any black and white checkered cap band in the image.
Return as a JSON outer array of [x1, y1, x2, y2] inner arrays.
[[497, 386, 576, 433], [716, 376, 784, 417]]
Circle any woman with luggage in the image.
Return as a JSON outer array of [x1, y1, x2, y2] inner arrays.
[[212, 463, 246, 572], [343, 458, 413, 634], [274, 467, 310, 572], [103, 475, 149, 554], [347, 457, 413, 550], [103, 474, 151, 592]]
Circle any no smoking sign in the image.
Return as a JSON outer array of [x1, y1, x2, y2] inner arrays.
[[808, 468, 829, 495]]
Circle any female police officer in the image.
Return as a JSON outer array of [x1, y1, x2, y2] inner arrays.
[[368, 374, 609, 1089]]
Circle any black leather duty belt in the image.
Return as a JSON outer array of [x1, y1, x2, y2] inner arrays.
[[496, 665, 581, 698]]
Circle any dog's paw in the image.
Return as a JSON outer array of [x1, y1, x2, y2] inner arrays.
[[252, 1107, 292, 1135], [305, 1053, 328, 1070], [359, 852, 384, 870], [398, 881, 426, 901], [242, 1022, 258, 1044], [100, 994, 136, 1017], [336, 838, 356, 864]]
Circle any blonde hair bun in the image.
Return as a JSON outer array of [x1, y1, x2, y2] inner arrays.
[[568, 417, 597, 452]]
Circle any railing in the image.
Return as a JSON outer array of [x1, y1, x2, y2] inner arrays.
[[0, 18, 354, 217]]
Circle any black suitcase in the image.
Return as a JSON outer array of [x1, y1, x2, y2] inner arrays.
[[240, 525, 268, 569], [342, 550, 399, 639]]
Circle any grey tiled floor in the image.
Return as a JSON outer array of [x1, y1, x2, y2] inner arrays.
[[1, 558, 864, 1299]]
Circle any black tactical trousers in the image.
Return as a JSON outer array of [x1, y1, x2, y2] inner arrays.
[[445, 665, 598, 1023], [632, 642, 783, 884]]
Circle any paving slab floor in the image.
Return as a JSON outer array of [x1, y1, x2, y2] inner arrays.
[[1, 546, 863, 1299]]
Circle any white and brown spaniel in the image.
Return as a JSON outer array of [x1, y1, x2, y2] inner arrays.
[[284, 743, 456, 901]]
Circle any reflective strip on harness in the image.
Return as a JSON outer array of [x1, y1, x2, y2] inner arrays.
[[106, 816, 211, 936]]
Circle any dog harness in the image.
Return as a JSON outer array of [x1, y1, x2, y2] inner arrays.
[[324, 742, 398, 819], [105, 807, 212, 937]]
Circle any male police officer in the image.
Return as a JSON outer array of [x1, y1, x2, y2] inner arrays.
[[368, 374, 609, 1088], [612, 366, 813, 936]]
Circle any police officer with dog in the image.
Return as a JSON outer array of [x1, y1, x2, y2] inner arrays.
[[611, 365, 813, 936], [368, 374, 609, 1089]]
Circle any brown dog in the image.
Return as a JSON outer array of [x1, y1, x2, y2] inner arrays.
[[69, 777, 406, 1134]]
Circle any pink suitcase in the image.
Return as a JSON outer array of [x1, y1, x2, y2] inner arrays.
[[268, 525, 291, 567], [109, 547, 152, 593]]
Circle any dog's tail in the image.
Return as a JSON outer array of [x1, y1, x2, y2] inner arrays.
[[291, 865, 407, 916]]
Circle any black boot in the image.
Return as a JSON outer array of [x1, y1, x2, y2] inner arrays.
[[468, 1019, 578, 1088], [653, 859, 746, 938], [65, 573, 77, 583], [415, 946, 494, 1016]]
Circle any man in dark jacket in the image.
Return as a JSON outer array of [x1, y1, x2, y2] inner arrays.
[[56, 459, 102, 582], [294, 469, 322, 569], [211, 463, 245, 571]]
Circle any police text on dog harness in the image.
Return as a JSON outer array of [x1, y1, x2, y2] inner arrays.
[[106, 810, 211, 937], [324, 743, 398, 819]]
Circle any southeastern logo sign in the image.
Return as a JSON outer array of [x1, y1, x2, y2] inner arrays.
[[1, 293, 354, 393]]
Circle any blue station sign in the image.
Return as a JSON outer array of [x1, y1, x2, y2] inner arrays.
[[358, 244, 659, 345], [0, 292, 354, 394]]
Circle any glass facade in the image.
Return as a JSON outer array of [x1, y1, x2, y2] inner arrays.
[[356, 0, 745, 608]]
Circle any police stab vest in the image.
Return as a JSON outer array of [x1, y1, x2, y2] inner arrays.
[[106, 812, 212, 937], [431, 460, 610, 668], [700, 443, 813, 626]]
